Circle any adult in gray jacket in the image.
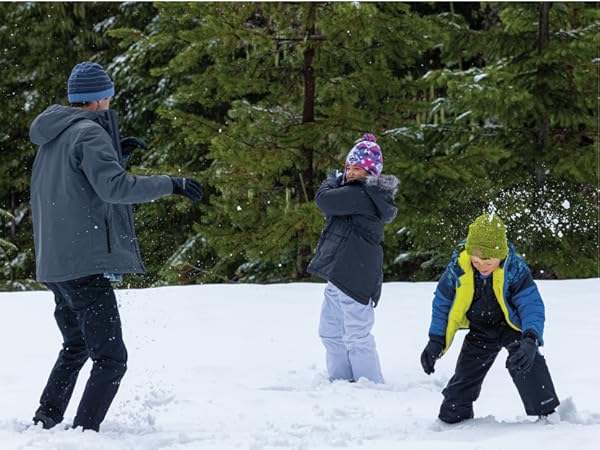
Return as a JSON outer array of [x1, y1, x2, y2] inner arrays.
[[29, 61, 202, 432]]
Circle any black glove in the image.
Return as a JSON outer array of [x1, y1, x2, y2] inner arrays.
[[324, 171, 343, 188], [120, 137, 148, 160], [506, 331, 539, 375], [171, 177, 203, 203], [420, 335, 445, 375]]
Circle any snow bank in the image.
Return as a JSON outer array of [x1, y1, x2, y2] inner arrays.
[[1, 280, 599, 449]]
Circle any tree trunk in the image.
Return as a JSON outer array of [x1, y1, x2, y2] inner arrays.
[[531, 2, 551, 276], [535, 3, 550, 193], [296, 4, 317, 279], [10, 191, 16, 241], [300, 46, 315, 202], [537, 3, 550, 53]]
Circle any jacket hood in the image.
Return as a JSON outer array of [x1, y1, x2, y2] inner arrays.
[[364, 174, 399, 224], [29, 104, 117, 147]]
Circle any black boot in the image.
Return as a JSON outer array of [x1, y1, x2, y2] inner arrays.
[[32, 410, 58, 430]]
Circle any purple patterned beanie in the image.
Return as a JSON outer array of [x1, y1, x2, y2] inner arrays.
[[345, 133, 383, 176]]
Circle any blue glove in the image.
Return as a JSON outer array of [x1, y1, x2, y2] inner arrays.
[[506, 331, 539, 375], [171, 177, 203, 203]]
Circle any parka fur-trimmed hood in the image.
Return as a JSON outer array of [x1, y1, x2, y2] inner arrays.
[[365, 174, 399, 197], [363, 174, 399, 224]]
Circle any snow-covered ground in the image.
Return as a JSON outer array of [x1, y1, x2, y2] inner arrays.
[[1, 279, 599, 449]]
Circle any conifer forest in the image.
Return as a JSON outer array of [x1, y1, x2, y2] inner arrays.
[[0, 2, 597, 289]]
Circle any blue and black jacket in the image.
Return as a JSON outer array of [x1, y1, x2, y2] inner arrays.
[[428, 242, 545, 353]]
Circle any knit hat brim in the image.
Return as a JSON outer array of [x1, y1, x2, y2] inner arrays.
[[465, 242, 508, 260], [68, 86, 115, 103]]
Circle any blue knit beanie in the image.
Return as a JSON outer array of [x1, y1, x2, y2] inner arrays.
[[67, 62, 115, 103]]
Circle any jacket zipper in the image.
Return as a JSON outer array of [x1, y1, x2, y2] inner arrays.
[[105, 218, 112, 253]]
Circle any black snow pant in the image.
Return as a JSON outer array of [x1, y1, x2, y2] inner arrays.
[[439, 323, 559, 424], [37, 274, 127, 431]]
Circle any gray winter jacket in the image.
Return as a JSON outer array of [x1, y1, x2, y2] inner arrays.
[[307, 174, 398, 306], [30, 104, 173, 282]]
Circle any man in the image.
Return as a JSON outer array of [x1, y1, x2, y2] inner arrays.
[[29, 61, 202, 431]]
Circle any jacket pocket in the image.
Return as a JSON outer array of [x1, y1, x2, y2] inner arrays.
[[309, 232, 347, 274], [317, 232, 345, 257]]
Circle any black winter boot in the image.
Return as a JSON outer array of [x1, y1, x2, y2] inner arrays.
[[32, 410, 58, 430], [439, 402, 475, 424]]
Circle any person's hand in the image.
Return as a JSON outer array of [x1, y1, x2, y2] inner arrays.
[[120, 137, 148, 160], [420, 335, 445, 375], [506, 331, 538, 375], [325, 170, 343, 188], [171, 177, 203, 203]]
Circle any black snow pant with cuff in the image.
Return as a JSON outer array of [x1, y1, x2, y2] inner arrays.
[[37, 274, 127, 431], [439, 323, 559, 424]]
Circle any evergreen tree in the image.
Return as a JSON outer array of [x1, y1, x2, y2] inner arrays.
[[0, 2, 120, 289], [107, 2, 210, 287], [1, 2, 595, 289], [418, 2, 598, 277], [369, 2, 516, 280], [0, 208, 19, 287], [148, 2, 434, 282]]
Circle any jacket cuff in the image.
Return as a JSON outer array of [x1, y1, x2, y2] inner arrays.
[[428, 334, 446, 346], [523, 329, 539, 345]]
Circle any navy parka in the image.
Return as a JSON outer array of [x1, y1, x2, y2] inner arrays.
[[308, 174, 398, 306]]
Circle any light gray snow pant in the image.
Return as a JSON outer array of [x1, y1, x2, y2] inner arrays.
[[318, 282, 384, 383]]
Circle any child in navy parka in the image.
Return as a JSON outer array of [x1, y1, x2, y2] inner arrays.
[[308, 134, 398, 383], [421, 214, 560, 423]]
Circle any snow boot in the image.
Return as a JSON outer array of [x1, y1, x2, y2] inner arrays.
[[32, 410, 58, 430], [537, 410, 561, 424]]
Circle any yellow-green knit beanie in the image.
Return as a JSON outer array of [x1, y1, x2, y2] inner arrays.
[[465, 213, 509, 260]]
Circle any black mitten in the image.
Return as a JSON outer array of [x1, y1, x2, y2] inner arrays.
[[420, 335, 445, 375], [171, 177, 203, 203], [325, 170, 343, 188], [120, 136, 148, 160], [506, 330, 539, 375]]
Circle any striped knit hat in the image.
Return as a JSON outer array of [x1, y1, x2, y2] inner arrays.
[[67, 62, 115, 103]]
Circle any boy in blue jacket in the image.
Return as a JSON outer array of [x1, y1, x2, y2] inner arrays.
[[308, 134, 398, 383], [420, 214, 559, 423]]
